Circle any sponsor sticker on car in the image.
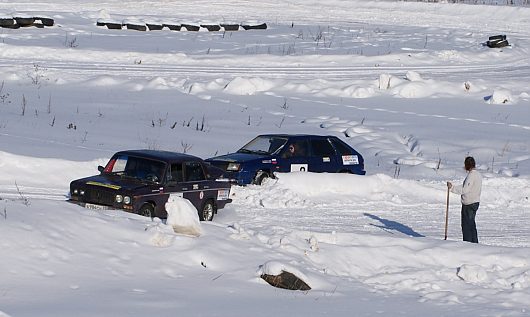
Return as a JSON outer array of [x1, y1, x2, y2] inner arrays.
[[217, 189, 230, 200], [342, 155, 359, 165]]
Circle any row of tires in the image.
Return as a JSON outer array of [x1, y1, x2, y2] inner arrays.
[[0, 16, 54, 29], [485, 34, 509, 48], [96, 20, 267, 32]]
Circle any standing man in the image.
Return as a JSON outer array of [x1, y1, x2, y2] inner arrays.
[[447, 156, 483, 243]]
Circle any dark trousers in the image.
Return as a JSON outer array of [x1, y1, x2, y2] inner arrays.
[[461, 202, 479, 243]]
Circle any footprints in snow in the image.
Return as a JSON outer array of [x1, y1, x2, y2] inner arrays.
[[302, 115, 431, 168]]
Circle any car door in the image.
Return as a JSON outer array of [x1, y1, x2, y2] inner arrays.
[[181, 161, 210, 210], [163, 162, 187, 199], [277, 139, 310, 173], [308, 137, 338, 172]]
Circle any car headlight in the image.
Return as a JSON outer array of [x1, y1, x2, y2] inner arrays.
[[123, 196, 131, 205], [73, 189, 78, 195], [80, 190, 85, 195], [115, 195, 123, 203], [227, 162, 241, 171]]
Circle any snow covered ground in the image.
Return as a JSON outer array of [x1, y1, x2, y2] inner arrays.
[[1, 0, 529, 316]]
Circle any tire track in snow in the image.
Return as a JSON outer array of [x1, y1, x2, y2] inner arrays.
[[0, 58, 529, 81], [0, 185, 67, 201]]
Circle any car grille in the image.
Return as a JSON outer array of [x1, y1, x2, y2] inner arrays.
[[83, 188, 115, 206]]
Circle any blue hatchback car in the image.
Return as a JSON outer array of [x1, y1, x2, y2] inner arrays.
[[206, 134, 366, 185]]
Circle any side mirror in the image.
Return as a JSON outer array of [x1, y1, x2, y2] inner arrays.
[[98, 166, 104, 173]]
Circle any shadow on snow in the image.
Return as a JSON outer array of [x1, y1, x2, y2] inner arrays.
[[364, 213, 424, 237]]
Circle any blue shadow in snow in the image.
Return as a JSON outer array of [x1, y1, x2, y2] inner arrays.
[[364, 213, 424, 237]]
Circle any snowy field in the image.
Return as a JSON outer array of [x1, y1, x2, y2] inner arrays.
[[1, 0, 530, 316]]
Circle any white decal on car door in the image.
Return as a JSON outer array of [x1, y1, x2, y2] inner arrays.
[[290, 164, 308, 172]]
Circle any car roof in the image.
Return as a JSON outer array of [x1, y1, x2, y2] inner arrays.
[[114, 150, 201, 163], [257, 134, 337, 139]]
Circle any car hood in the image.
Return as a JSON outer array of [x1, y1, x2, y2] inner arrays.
[[207, 152, 269, 163], [71, 174, 151, 191]]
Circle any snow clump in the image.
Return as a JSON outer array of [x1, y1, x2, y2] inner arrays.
[[165, 195, 202, 237]]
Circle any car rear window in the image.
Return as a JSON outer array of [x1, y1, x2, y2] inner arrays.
[[329, 138, 354, 155]]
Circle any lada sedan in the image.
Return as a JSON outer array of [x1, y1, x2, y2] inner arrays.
[[69, 150, 232, 221]]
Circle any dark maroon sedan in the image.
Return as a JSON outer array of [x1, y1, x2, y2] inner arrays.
[[69, 150, 232, 221]]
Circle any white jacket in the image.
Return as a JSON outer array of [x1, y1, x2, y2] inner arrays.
[[451, 169, 482, 205]]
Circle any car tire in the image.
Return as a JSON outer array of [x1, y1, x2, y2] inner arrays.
[[139, 203, 155, 218], [199, 200, 215, 221], [253, 170, 270, 185]]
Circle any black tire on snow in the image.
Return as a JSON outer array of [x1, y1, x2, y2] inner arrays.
[[199, 200, 215, 221], [181, 24, 200, 31], [201, 24, 221, 32], [163, 24, 181, 31], [139, 203, 155, 218], [253, 170, 270, 185], [14, 17, 35, 27], [106, 22, 122, 30], [241, 23, 267, 30], [35, 17, 54, 27], [126, 23, 147, 31], [147, 23, 163, 31], [0, 18, 15, 27], [220, 24, 239, 31]]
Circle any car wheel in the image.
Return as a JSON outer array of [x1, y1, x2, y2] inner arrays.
[[199, 200, 215, 221], [139, 203, 155, 218], [253, 170, 270, 185]]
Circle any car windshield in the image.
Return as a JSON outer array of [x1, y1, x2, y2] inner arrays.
[[237, 136, 288, 155], [103, 155, 166, 183]]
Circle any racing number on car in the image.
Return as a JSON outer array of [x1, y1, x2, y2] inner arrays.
[[290, 164, 308, 172]]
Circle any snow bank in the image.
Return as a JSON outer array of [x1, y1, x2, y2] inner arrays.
[[223, 77, 276, 95], [271, 172, 443, 204], [0, 151, 105, 191]]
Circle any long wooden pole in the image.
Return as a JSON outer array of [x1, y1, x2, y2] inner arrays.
[[444, 186, 450, 240]]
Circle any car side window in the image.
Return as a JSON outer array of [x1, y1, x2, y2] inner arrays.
[[310, 139, 336, 157], [282, 140, 308, 158], [167, 163, 183, 183], [329, 138, 354, 155], [184, 162, 206, 182]]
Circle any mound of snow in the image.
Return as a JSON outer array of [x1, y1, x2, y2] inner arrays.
[[343, 85, 376, 98], [165, 195, 202, 237], [87, 76, 124, 86], [271, 172, 443, 204], [405, 71, 423, 81], [392, 81, 432, 98], [457, 264, 489, 283], [257, 261, 309, 278], [223, 77, 276, 95], [97, 9, 111, 20], [379, 74, 405, 90]]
